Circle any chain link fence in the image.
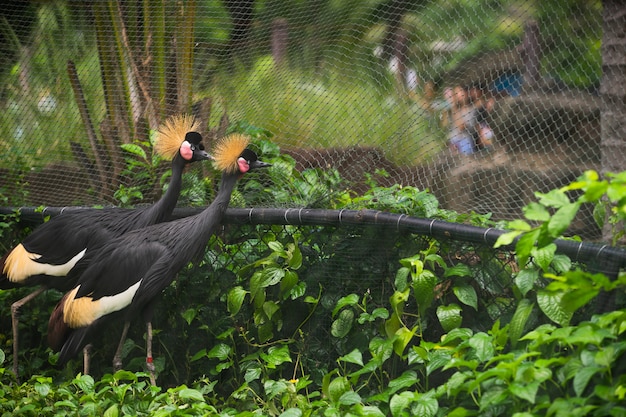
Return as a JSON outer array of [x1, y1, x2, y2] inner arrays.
[[1, 1, 620, 235], [4, 205, 624, 384], [1, 0, 626, 386]]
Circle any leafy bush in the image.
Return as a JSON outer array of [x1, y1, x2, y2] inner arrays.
[[0, 165, 625, 416]]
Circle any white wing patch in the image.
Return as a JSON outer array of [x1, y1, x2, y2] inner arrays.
[[3, 244, 87, 282], [63, 280, 142, 328]]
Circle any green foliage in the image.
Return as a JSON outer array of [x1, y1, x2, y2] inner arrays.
[[0, 2, 100, 170], [114, 130, 164, 207], [205, 56, 440, 167], [496, 170, 626, 326], [2, 161, 626, 415], [536, 0, 602, 89]]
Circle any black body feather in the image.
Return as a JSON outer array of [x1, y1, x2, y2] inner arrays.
[[0, 145, 209, 291], [53, 154, 270, 366]]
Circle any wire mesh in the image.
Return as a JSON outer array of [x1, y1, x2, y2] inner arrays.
[[0, 0, 618, 238]]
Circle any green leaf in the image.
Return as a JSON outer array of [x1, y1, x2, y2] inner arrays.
[[573, 366, 602, 396], [280, 270, 298, 298], [74, 374, 95, 392], [393, 326, 416, 356], [395, 267, 410, 291], [515, 268, 539, 296], [178, 388, 205, 402], [103, 404, 119, 417], [181, 308, 197, 325], [447, 407, 471, 417], [437, 304, 462, 332], [509, 299, 534, 347], [331, 309, 355, 338], [523, 202, 551, 222], [113, 370, 137, 382], [593, 201, 607, 229], [453, 284, 478, 310], [445, 264, 471, 278], [207, 343, 231, 361], [244, 364, 262, 382], [268, 240, 284, 253], [339, 349, 363, 366], [328, 376, 351, 404], [339, 390, 361, 405], [279, 408, 303, 417], [509, 381, 540, 403], [494, 230, 522, 249], [414, 391, 438, 417], [332, 294, 359, 317], [227, 286, 247, 315], [508, 219, 532, 231], [287, 244, 302, 269], [441, 328, 473, 346], [551, 254, 572, 274], [390, 391, 414, 417], [261, 267, 285, 288], [190, 349, 207, 362], [537, 290, 572, 326], [385, 312, 402, 339], [535, 189, 570, 208], [547, 202, 580, 237], [468, 332, 495, 363], [351, 405, 386, 417], [531, 243, 556, 271], [583, 180, 608, 202], [262, 345, 292, 368], [34, 382, 51, 396], [121, 143, 147, 159], [426, 350, 453, 375], [515, 229, 541, 266], [390, 288, 410, 316], [388, 371, 419, 391], [413, 270, 437, 315]]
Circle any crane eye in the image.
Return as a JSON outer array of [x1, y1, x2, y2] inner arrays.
[[198, 144, 205, 150]]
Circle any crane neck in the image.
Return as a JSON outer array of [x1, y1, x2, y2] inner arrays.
[[195, 171, 240, 230], [172, 170, 244, 266], [143, 153, 186, 223]]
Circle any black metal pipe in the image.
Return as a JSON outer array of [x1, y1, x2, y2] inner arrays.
[[2, 206, 625, 269]]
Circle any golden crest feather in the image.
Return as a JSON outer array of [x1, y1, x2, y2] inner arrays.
[[213, 133, 251, 173], [153, 114, 201, 160]]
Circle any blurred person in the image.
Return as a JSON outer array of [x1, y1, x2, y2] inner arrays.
[[448, 85, 476, 155], [468, 83, 495, 151]]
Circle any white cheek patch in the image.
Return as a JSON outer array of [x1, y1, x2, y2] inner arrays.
[[180, 141, 193, 160], [3, 245, 86, 282]]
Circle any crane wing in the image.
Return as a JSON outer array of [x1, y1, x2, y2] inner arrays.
[[73, 239, 169, 301]]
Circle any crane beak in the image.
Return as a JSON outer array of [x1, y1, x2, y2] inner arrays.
[[197, 150, 214, 161], [250, 160, 272, 170]]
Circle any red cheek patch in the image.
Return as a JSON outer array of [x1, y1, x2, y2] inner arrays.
[[237, 158, 250, 173], [180, 141, 193, 160]]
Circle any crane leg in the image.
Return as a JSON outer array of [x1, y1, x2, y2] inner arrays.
[[146, 321, 156, 386], [112, 321, 130, 372], [11, 286, 46, 381], [83, 344, 92, 375]]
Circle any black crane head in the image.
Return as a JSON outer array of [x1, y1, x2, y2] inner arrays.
[[238, 148, 271, 172], [213, 134, 271, 174], [182, 132, 212, 162], [154, 114, 212, 162]]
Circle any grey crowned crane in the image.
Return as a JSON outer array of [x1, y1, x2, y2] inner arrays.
[[0, 114, 211, 379], [47, 133, 270, 385]]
